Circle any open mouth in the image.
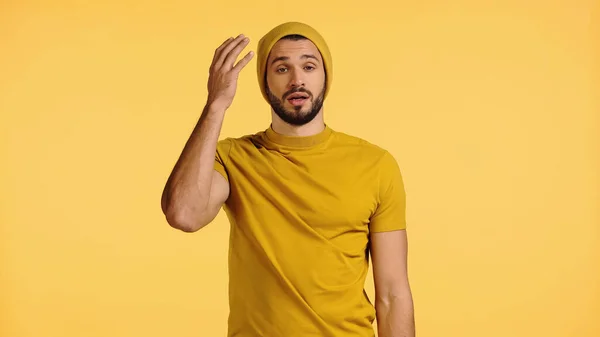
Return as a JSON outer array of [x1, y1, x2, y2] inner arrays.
[[286, 93, 310, 106]]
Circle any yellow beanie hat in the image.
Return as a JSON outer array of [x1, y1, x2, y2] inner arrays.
[[256, 21, 333, 103]]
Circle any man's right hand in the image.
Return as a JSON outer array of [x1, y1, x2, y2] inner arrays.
[[206, 34, 254, 111]]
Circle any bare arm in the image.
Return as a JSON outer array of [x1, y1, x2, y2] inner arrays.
[[161, 34, 254, 232], [161, 104, 229, 232], [371, 229, 415, 337]]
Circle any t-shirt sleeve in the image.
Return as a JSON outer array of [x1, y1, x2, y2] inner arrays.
[[214, 138, 232, 182], [369, 150, 407, 232]]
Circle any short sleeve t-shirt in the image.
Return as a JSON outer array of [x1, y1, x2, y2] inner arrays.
[[213, 124, 407, 337]]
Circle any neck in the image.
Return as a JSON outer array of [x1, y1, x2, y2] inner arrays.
[[270, 110, 326, 137]]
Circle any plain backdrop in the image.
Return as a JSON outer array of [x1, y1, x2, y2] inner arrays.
[[1, 0, 599, 336]]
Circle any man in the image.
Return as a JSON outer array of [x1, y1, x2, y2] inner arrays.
[[161, 21, 415, 337]]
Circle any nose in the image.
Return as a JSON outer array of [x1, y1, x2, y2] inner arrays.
[[288, 69, 304, 88]]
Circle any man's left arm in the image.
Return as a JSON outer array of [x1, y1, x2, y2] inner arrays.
[[371, 229, 415, 337]]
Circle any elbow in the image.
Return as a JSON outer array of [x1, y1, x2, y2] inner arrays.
[[164, 209, 205, 233], [161, 198, 207, 232], [161, 189, 208, 233], [375, 293, 394, 312], [375, 282, 414, 310]]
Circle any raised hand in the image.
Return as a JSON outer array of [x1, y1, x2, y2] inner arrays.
[[206, 34, 254, 111]]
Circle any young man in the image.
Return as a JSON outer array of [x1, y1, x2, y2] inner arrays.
[[161, 22, 415, 337]]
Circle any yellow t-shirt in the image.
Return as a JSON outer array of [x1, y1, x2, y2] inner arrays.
[[214, 124, 407, 337]]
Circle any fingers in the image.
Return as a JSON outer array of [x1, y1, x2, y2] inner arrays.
[[232, 51, 254, 73], [213, 34, 249, 71], [222, 36, 251, 69], [211, 37, 233, 68]]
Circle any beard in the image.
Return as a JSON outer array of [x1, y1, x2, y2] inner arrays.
[[266, 85, 325, 126]]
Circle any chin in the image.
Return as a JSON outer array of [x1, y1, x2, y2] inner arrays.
[[289, 108, 312, 116], [287, 101, 311, 111]]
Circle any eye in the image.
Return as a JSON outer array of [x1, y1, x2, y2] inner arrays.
[[304, 65, 315, 71], [276, 67, 287, 73]]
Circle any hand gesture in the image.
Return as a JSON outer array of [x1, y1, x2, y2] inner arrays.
[[206, 34, 254, 111]]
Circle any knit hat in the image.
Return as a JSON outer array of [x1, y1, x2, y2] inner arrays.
[[256, 21, 333, 103]]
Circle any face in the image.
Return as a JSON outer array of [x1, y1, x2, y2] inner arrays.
[[265, 38, 326, 126]]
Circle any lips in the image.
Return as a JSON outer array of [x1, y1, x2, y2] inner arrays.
[[287, 93, 309, 100], [288, 98, 307, 107], [285, 91, 311, 106]]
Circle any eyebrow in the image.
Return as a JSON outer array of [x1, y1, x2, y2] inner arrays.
[[270, 54, 320, 65]]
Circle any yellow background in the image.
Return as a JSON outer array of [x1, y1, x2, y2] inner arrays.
[[1, 0, 598, 336]]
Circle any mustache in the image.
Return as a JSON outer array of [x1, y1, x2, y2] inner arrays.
[[283, 87, 312, 100]]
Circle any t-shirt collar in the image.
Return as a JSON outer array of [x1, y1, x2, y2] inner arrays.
[[264, 123, 333, 148]]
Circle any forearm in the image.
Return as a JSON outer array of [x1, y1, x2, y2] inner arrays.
[[161, 103, 225, 227], [376, 292, 415, 337]]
